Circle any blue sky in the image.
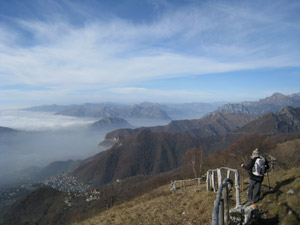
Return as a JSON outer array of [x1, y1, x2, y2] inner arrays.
[[0, 0, 300, 107]]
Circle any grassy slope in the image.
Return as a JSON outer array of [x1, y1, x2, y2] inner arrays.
[[74, 167, 300, 225], [253, 167, 300, 225], [75, 183, 215, 225]]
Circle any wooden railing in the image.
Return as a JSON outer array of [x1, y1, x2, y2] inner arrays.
[[206, 167, 240, 207], [170, 176, 205, 192], [212, 178, 233, 225]]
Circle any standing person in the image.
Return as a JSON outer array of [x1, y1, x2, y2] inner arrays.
[[241, 148, 269, 203]]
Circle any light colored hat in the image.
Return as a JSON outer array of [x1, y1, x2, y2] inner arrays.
[[251, 148, 260, 159]]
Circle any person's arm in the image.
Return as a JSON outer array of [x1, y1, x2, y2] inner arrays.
[[241, 158, 255, 170]]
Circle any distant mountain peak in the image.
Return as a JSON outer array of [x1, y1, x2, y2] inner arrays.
[[263, 92, 288, 104], [236, 106, 300, 134], [217, 91, 300, 115]]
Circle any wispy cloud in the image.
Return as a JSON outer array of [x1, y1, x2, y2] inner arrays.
[[0, 0, 299, 104]]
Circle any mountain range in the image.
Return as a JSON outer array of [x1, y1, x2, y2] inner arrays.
[[23, 92, 300, 122], [73, 106, 300, 187], [2, 92, 300, 225], [236, 106, 300, 134], [217, 92, 300, 114], [102, 112, 258, 147], [24, 102, 222, 120]]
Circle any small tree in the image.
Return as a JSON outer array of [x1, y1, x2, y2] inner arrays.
[[183, 147, 205, 178]]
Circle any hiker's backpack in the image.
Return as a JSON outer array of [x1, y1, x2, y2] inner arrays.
[[252, 157, 266, 176]]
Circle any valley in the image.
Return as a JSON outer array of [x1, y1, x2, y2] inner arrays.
[[1, 92, 300, 225]]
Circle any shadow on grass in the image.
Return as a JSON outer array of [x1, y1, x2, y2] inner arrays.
[[252, 214, 279, 225], [282, 202, 300, 223], [261, 177, 295, 200]]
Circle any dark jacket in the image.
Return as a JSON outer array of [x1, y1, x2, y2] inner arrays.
[[242, 156, 269, 182]]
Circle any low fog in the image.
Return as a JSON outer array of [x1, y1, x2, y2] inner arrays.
[[0, 110, 103, 186], [0, 129, 104, 175], [0, 109, 169, 187]]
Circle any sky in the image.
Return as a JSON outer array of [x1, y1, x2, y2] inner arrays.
[[0, 0, 300, 107]]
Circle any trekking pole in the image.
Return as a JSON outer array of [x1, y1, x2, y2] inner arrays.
[[266, 172, 271, 190]]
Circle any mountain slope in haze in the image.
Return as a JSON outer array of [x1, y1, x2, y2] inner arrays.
[[103, 112, 257, 144], [77, 107, 300, 188], [73, 128, 215, 187], [90, 117, 133, 131], [161, 112, 257, 137], [24, 101, 221, 121], [55, 103, 171, 120], [0, 160, 79, 188], [55, 103, 127, 118], [37, 160, 78, 179], [143, 102, 222, 120], [235, 106, 300, 134], [0, 126, 18, 134], [0, 187, 68, 225], [3, 134, 300, 225], [22, 104, 74, 112], [218, 92, 300, 115]]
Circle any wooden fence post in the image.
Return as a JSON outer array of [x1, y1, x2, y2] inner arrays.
[[217, 168, 222, 190], [226, 170, 231, 179], [222, 183, 229, 225], [172, 181, 176, 192], [212, 171, 216, 192], [234, 170, 240, 207], [206, 171, 210, 191], [219, 199, 224, 225]]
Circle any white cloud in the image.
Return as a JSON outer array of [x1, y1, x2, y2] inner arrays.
[[0, 0, 299, 103], [0, 109, 96, 131]]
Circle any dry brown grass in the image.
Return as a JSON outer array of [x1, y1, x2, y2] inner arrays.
[[74, 182, 215, 225], [251, 167, 300, 225], [74, 166, 300, 225], [271, 138, 300, 169], [73, 137, 300, 225]]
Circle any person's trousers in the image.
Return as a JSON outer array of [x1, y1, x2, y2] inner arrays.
[[247, 178, 262, 203]]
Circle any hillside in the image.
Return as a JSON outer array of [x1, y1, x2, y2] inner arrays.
[[162, 112, 257, 136], [1, 132, 300, 225], [78, 107, 300, 188], [73, 128, 216, 187], [103, 112, 257, 144], [2, 106, 300, 225], [90, 117, 133, 132], [74, 136, 300, 225], [74, 167, 300, 225], [235, 106, 300, 134], [75, 181, 216, 225], [217, 92, 300, 115]]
